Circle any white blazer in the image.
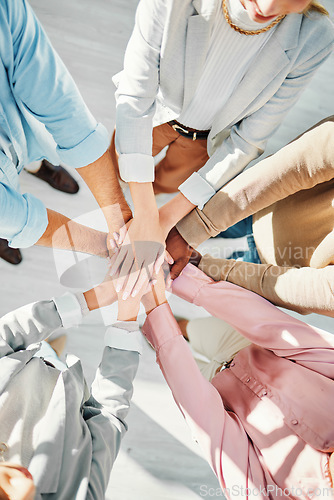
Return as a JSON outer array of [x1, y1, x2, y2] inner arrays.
[[114, 0, 334, 206]]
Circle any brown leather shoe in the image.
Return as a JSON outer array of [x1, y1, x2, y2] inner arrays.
[[29, 160, 79, 194], [0, 238, 22, 265]]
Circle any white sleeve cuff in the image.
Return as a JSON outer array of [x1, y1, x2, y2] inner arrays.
[[118, 153, 155, 183], [53, 292, 84, 328], [74, 293, 90, 317], [178, 172, 216, 209], [104, 321, 143, 354]]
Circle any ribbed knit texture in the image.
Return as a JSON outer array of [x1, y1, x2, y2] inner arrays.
[[178, 0, 278, 130]]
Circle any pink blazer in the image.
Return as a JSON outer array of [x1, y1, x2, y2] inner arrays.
[[143, 264, 334, 499]]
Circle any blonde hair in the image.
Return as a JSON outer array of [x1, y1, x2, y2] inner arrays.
[[305, 1, 329, 15]]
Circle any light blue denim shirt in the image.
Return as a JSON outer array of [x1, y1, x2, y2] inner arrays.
[[0, 0, 109, 248]]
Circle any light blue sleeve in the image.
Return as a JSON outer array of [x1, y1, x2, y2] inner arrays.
[[0, 176, 48, 248], [6, 0, 109, 168]]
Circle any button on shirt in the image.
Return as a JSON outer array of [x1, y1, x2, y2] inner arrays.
[[0, 0, 109, 248]]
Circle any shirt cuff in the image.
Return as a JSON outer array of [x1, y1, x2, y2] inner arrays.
[[176, 208, 213, 248], [171, 263, 213, 303], [178, 172, 216, 209], [142, 303, 178, 350], [104, 321, 143, 354], [8, 193, 48, 248], [53, 292, 84, 328], [118, 153, 155, 183], [57, 123, 110, 168], [74, 293, 90, 316]]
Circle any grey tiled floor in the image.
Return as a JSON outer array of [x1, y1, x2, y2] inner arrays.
[[1, 1, 334, 498]]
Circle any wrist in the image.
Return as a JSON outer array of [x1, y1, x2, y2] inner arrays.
[[159, 207, 174, 236], [129, 182, 159, 219], [190, 249, 202, 268], [159, 193, 195, 235], [142, 289, 167, 315], [96, 233, 109, 259], [117, 296, 140, 321], [103, 204, 132, 234], [84, 279, 117, 311]]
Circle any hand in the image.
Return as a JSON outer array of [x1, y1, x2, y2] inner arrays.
[[165, 227, 202, 285], [116, 283, 142, 321], [109, 215, 165, 299], [117, 270, 159, 321]]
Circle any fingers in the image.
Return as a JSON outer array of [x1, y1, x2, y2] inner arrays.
[[164, 250, 174, 266], [110, 238, 166, 300], [169, 257, 188, 281], [108, 220, 132, 256], [153, 248, 165, 275], [115, 251, 135, 292], [115, 224, 129, 246], [122, 262, 142, 300]]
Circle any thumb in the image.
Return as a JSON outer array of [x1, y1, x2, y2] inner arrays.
[[115, 225, 128, 245]]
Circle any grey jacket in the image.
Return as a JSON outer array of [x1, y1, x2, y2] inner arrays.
[[114, 0, 334, 202], [0, 299, 139, 499]]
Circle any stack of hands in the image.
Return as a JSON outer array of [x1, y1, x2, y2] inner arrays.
[[104, 221, 201, 320], [84, 260, 167, 322], [105, 206, 202, 315]]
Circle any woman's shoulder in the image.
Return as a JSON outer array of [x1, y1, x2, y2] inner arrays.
[[301, 10, 334, 42]]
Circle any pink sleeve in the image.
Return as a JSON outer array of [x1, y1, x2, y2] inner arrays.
[[172, 265, 334, 376], [143, 303, 251, 493]]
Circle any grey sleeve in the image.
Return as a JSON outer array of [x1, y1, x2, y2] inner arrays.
[[0, 300, 62, 357], [82, 346, 139, 499]]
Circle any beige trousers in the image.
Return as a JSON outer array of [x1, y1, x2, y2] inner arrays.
[[186, 316, 251, 381], [111, 122, 209, 194]]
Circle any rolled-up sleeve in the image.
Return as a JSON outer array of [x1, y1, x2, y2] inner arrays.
[[114, 0, 166, 182], [8, 0, 109, 168], [57, 123, 110, 169], [0, 180, 48, 248]]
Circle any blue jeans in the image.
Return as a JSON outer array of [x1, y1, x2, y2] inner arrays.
[[216, 216, 261, 264]]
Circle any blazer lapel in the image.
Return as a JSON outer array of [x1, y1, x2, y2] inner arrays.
[[28, 375, 66, 494], [183, 0, 218, 109], [210, 14, 302, 139]]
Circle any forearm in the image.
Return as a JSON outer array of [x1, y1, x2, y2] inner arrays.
[[159, 193, 195, 236], [177, 118, 334, 248], [83, 276, 117, 311], [77, 150, 132, 232], [199, 255, 334, 317], [129, 181, 158, 219], [36, 209, 108, 257], [142, 282, 167, 316]]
